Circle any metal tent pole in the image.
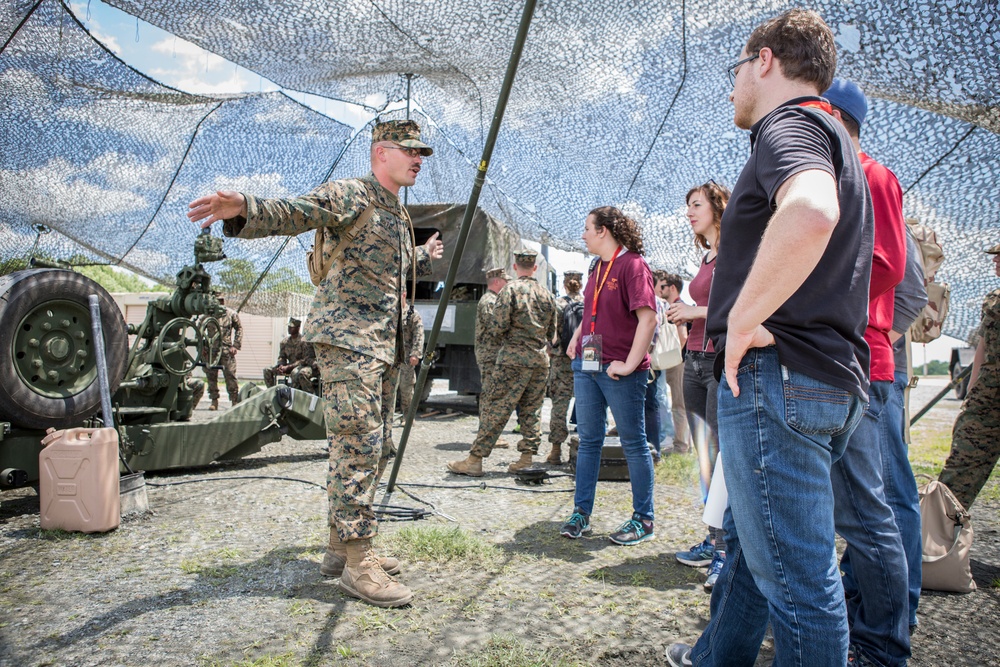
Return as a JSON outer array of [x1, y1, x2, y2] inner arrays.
[[386, 0, 538, 492]]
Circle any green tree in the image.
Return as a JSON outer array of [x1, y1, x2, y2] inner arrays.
[[213, 259, 312, 295]]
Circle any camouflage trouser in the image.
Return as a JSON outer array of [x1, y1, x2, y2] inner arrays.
[[471, 364, 548, 458], [479, 360, 498, 397], [206, 354, 239, 401], [938, 376, 1000, 509], [548, 354, 574, 445], [187, 376, 205, 410], [396, 363, 416, 415], [315, 343, 399, 542]]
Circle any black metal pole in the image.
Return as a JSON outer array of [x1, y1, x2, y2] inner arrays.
[[404, 73, 413, 207], [386, 0, 538, 492], [909, 364, 972, 426]]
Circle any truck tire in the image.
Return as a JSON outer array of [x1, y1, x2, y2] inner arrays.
[[0, 269, 128, 429], [951, 362, 969, 401]]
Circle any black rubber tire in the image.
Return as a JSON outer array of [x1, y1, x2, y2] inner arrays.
[[952, 364, 969, 401], [0, 269, 128, 429]]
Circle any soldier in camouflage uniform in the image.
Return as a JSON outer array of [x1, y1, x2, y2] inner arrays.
[[188, 119, 444, 608], [545, 271, 584, 464], [938, 243, 1000, 509], [205, 297, 242, 410], [395, 291, 424, 416], [448, 250, 558, 476], [474, 267, 511, 448], [264, 317, 317, 393]]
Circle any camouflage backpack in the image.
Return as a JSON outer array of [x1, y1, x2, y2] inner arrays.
[[907, 218, 950, 343]]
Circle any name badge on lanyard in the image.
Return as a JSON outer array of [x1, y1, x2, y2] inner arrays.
[[581, 245, 622, 373]]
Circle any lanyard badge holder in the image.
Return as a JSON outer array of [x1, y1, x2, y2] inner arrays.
[[581, 333, 602, 372], [581, 246, 621, 373]]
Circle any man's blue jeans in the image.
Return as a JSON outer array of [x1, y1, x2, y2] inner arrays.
[[572, 358, 654, 521], [888, 370, 922, 628], [690, 347, 864, 666], [833, 380, 911, 664]]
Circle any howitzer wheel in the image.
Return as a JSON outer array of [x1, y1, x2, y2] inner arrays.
[[155, 317, 201, 375], [0, 269, 127, 429], [199, 317, 223, 368]]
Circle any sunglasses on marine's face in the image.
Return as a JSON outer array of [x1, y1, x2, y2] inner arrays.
[[384, 145, 423, 158]]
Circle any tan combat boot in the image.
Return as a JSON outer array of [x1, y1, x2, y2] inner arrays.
[[507, 452, 534, 473], [339, 539, 413, 608], [209, 398, 219, 411], [494, 438, 510, 449], [545, 445, 563, 465], [447, 454, 484, 477], [321, 529, 400, 577]]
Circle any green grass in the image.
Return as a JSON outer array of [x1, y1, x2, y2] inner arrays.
[[380, 526, 505, 569], [450, 633, 587, 667], [654, 450, 699, 487]]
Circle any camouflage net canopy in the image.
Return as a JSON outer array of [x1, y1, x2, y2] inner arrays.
[[1, 0, 998, 339]]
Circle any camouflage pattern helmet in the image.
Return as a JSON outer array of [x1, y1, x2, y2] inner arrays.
[[372, 119, 433, 156], [485, 267, 511, 281], [564, 270, 583, 280], [514, 250, 538, 268], [288, 317, 301, 327]]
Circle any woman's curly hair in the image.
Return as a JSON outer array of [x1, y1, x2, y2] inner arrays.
[[686, 181, 730, 250], [588, 206, 644, 255]]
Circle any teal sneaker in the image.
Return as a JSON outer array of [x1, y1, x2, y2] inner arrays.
[[609, 514, 654, 545], [560, 509, 592, 539]]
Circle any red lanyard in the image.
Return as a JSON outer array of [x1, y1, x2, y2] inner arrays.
[[800, 99, 833, 114], [589, 245, 622, 334]]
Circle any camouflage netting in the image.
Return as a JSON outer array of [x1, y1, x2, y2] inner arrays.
[[1, 0, 998, 341]]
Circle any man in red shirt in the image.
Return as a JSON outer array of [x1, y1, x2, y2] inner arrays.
[[824, 78, 911, 665]]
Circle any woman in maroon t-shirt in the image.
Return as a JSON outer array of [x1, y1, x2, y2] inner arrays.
[[559, 206, 659, 546], [668, 181, 730, 587]]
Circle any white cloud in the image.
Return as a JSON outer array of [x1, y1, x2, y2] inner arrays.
[[0, 155, 150, 221]]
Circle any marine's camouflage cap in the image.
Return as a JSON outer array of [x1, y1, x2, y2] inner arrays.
[[564, 270, 583, 279], [485, 267, 511, 280], [288, 317, 301, 327], [986, 243, 1000, 254], [372, 120, 433, 156], [514, 250, 538, 267]]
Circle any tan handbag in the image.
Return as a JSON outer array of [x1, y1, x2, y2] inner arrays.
[[918, 477, 976, 593]]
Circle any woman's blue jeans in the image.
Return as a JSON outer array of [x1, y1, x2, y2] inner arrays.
[[571, 358, 654, 521]]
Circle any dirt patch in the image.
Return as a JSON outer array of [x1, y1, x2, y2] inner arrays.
[[1, 379, 997, 666]]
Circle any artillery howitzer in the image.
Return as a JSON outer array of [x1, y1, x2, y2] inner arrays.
[[0, 232, 326, 489]]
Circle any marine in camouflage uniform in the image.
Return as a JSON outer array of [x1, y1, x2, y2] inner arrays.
[[395, 302, 424, 415], [475, 267, 510, 403], [264, 317, 317, 393], [546, 271, 584, 463], [448, 251, 558, 475], [189, 120, 442, 608], [205, 303, 242, 408], [938, 243, 1000, 509]]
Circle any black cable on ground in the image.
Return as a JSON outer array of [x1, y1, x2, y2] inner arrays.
[[143, 474, 435, 521], [144, 475, 325, 490]]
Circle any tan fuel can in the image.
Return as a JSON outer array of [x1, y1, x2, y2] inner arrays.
[[39, 427, 120, 533]]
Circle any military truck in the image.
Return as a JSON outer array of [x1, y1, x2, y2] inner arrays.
[[408, 204, 555, 399], [0, 232, 326, 489]]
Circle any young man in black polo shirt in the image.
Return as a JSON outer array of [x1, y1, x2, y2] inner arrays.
[[667, 9, 874, 667]]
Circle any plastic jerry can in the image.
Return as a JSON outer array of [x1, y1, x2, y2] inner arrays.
[[39, 427, 120, 533]]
